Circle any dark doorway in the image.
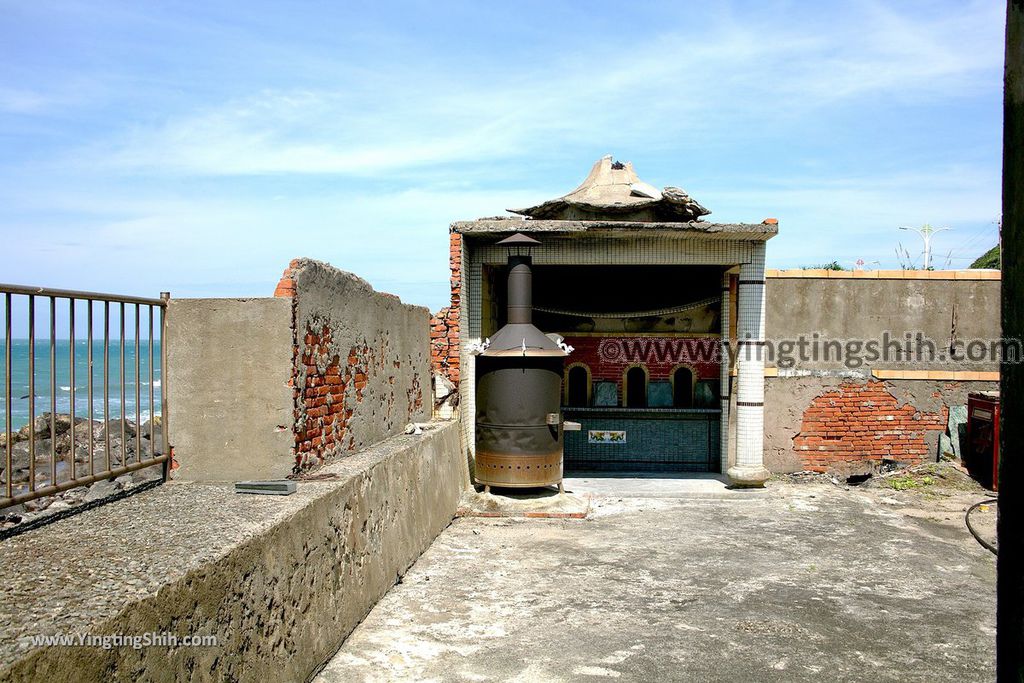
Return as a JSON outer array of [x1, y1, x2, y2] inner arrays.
[[566, 366, 589, 407], [625, 367, 647, 407], [672, 367, 693, 408]]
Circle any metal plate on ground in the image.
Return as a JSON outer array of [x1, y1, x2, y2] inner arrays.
[[234, 480, 297, 496]]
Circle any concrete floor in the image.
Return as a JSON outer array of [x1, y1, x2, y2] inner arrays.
[[316, 480, 996, 682], [565, 472, 751, 499]]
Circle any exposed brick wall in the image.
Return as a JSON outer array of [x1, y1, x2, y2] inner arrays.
[[793, 380, 948, 474], [292, 323, 421, 472], [430, 231, 461, 384], [293, 323, 353, 471], [278, 258, 430, 476], [274, 259, 300, 298]]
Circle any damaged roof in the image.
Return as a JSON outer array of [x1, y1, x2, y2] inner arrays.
[[509, 155, 711, 222]]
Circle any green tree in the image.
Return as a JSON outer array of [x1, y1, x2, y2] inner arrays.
[[804, 261, 846, 271], [970, 244, 1000, 269]]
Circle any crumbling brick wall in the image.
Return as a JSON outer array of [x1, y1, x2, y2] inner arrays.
[[274, 258, 431, 474], [792, 381, 948, 474], [429, 231, 461, 385]]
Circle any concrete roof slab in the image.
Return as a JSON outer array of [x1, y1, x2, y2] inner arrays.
[[451, 219, 778, 241]]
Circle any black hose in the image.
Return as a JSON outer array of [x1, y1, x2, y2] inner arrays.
[[965, 497, 998, 555]]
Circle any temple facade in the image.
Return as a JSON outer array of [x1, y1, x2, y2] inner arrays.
[[444, 156, 778, 486]]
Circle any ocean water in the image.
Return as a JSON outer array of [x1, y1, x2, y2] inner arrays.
[[0, 339, 162, 431]]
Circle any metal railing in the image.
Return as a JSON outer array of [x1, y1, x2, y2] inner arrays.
[[1, 284, 170, 509]]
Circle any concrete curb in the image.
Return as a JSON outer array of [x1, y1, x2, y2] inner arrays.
[[1, 421, 468, 683]]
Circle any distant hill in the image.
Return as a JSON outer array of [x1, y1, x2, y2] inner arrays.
[[970, 245, 1000, 269]]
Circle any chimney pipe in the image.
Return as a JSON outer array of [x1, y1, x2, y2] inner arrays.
[[506, 254, 533, 324], [482, 232, 564, 356]]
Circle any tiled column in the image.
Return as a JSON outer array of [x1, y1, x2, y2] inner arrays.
[[459, 236, 475, 456], [727, 243, 770, 487], [719, 272, 730, 474]]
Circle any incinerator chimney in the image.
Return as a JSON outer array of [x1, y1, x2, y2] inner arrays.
[[474, 233, 569, 490]]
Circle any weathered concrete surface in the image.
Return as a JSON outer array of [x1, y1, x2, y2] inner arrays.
[[167, 297, 294, 481], [290, 260, 432, 468], [0, 421, 468, 683], [451, 219, 777, 240], [457, 488, 590, 518], [765, 278, 1001, 372], [565, 472, 767, 499], [318, 480, 995, 682]]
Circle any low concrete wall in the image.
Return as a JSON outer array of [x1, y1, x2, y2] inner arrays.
[[168, 260, 433, 482], [0, 421, 468, 683], [167, 298, 295, 481]]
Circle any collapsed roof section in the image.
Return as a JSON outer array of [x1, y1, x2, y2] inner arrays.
[[509, 155, 711, 222]]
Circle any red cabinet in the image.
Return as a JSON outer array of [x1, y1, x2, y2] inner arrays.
[[967, 392, 1001, 491]]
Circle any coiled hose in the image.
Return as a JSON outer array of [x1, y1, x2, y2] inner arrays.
[[965, 497, 998, 555]]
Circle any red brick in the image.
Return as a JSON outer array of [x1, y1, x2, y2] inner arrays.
[[793, 381, 946, 474]]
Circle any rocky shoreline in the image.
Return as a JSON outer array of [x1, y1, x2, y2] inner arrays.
[[1, 413, 165, 529]]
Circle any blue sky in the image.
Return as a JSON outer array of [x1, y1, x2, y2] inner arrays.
[[0, 0, 1005, 316]]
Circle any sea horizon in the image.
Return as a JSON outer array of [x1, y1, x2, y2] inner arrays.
[[1, 339, 162, 432]]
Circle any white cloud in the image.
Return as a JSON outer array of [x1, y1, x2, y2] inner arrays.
[[0, 185, 538, 310], [706, 164, 1001, 268], [75, 1, 1002, 178], [0, 0, 1003, 304]]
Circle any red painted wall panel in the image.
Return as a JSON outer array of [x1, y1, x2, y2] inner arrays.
[[562, 335, 721, 383]]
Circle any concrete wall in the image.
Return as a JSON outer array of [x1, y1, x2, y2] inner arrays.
[[1, 421, 469, 683], [762, 273, 1001, 475], [765, 276, 1001, 371], [167, 298, 295, 481], [287, 259, 432, 472], [168, 260, 433, 481]]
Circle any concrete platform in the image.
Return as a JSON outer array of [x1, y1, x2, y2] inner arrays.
[[564, 472, 770, 499], [457, 487, 590, 519], [316, 480, 996, 682], [456, 474, 765, 519]]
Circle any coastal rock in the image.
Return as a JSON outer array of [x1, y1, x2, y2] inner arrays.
[[131, 465, 163, 484], [140, 416, 163, 440], [98, 419, 137, 441], [84, 478, 120, 502], [23, 496, 53, 512], [17, 413, 79, 442], [2, 414, 163, 505]]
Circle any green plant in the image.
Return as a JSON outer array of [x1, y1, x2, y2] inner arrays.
[[887, 476, 919, 491], [887, 474, 935, 490], [805, 261, 846, 271]]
